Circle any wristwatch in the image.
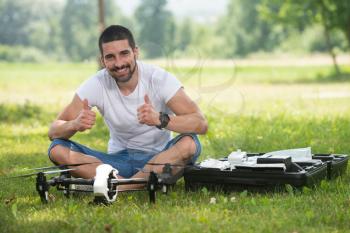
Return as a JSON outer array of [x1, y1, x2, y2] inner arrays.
[[156, 112, 170, 129]]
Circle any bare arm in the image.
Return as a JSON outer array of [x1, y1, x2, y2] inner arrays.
[[137, 88, 208, 135], [165, 88, 208, 134], [48, 94, 96, 140]]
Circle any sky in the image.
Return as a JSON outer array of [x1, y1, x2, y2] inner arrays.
[[115, 0, 229, 23]]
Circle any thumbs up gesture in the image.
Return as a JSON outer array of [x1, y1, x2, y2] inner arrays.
[[137, 94, 160, 126], [73, 99, 96, 132]]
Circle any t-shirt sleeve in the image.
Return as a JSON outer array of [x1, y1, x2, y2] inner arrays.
[[76, 76, 104, 111], [155, 70, 182, 104]]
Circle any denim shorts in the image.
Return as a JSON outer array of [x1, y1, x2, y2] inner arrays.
[[48, 133, 201, 178]]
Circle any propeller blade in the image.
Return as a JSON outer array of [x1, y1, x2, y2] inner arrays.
[[30, 162, 99, 171], [10, 172, 40, 178], [110, 177, 147, 184], [111, 178, 147, 182], [43, 168, 75, 175], [9, 168, 76, 178]]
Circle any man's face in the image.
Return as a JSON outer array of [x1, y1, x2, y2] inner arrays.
[[101, 39, 138, 83]]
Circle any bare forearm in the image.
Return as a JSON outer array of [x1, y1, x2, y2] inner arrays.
[[166, 113, 208, 134], [48, 120, 77, 140]]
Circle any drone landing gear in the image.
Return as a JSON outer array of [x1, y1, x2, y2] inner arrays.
[[148, 172, 157, 203], [36, 172, 49, 203], [62, 172, 71, 198]]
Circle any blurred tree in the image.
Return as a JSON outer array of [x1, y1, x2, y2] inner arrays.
[[218, 0, 287, 57], [28, 1, 65, 58], [0, 0, 65, 60], [134, 0, 176, 58], [60, 0, 126, 61], [0, 0, 34, 46], [60, 0, 99, 61], [176, 18, 193, 52], [259, 0, 350, 73]]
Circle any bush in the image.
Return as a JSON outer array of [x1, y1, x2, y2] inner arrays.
[[277, 26, 349, 54], [0, 45, 46, 62], [0, 102, 43, 123]]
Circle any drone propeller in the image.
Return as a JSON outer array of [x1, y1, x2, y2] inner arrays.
[[10, 168, 76, 178], [110, 177, 147, 184], [29, 162, 99, 171]]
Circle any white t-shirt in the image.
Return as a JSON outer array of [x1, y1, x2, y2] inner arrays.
[[76, 61, 182, 154]]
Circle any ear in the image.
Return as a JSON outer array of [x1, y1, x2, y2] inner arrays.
[[100, 56, 106, 68], [133, 47, 139, 59]]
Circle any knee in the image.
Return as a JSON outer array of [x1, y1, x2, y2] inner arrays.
[[49, 145, 72, 165], [175, 136, 197, 161]]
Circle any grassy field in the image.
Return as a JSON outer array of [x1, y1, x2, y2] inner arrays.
[[0, 61, 350, 232]]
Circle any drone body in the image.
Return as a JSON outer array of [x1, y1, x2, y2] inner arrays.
[[26, 163, 180, 205]]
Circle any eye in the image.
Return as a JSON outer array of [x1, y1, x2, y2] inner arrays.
[[121, 50, 130, 56], [105, 54, 114, 60]]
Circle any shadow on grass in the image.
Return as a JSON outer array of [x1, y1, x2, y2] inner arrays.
[[312, 71, 350, 83], [279, 71, 350, 84], [260, 70, 350, 84]]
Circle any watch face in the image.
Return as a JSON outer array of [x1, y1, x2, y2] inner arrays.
[[159, 112, 170, 129]]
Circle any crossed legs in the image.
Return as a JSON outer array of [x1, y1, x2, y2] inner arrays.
[[50, 146, 103, 178], [49, 136, 197, 184]]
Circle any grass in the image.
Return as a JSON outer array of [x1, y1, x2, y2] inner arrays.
[[0, 61, 350, 232]]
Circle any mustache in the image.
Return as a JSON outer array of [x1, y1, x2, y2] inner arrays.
[[111, 65, 130, 72]]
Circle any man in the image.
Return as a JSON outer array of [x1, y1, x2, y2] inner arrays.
[[47, 25, 208, 185]]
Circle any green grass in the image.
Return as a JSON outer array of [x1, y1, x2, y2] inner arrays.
[[0, 62, 350, 232]]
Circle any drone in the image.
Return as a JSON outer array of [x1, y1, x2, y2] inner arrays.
[[10, 162, 186, 205]]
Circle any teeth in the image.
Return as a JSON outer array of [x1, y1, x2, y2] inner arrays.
[[117, 67, 127, 73]]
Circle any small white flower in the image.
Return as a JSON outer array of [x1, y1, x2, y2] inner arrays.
[[210, 197, 216, 204], [230, 197, 236, 202]]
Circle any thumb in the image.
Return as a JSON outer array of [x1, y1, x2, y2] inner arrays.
[[144, 94, 151, 105], [83, 99, 90, 110]]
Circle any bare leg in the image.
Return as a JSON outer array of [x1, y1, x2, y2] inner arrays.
[[50, 145, 103, 179], [118, 136, 197, 190]]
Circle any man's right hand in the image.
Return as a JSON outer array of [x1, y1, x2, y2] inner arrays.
[[73, 99, 96, 132]]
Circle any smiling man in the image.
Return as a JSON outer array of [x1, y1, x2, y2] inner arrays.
[[47, 25, 208, 183]]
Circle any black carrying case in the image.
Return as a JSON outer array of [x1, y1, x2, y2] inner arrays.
[[184, 153, 348, 192], [311, 154, 348, 179]]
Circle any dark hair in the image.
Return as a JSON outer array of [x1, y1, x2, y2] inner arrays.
[[98, 25, 136, 55]]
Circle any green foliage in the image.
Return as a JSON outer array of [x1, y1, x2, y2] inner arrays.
[[60, 0, 127, 61], [0, 45, 47, 62], [0, 0, 65, 58], [135, 0, 176, 58], [0, 0, 349, 61], [0, 102, 54, 124], [0, 0, 34, 46], [176, 18, 193, 52], [277, 25, 348, 54], [259, 0, 350, 49], [218, 0, 289, 57], [60, 0, 99, 61]]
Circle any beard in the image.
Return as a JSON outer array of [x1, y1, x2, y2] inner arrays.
[[108, 60, 137, 83]]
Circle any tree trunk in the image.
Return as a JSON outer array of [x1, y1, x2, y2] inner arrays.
[[97, 0, 105, 69], [98, 0, 105, 33], [324, 25, 341, 75], [319, 0, 341, 75]]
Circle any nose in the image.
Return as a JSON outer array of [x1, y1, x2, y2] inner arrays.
[[113, 57, 124, 68]]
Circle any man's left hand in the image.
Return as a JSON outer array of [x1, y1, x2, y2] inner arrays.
[[137, 94, 160, 126]]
